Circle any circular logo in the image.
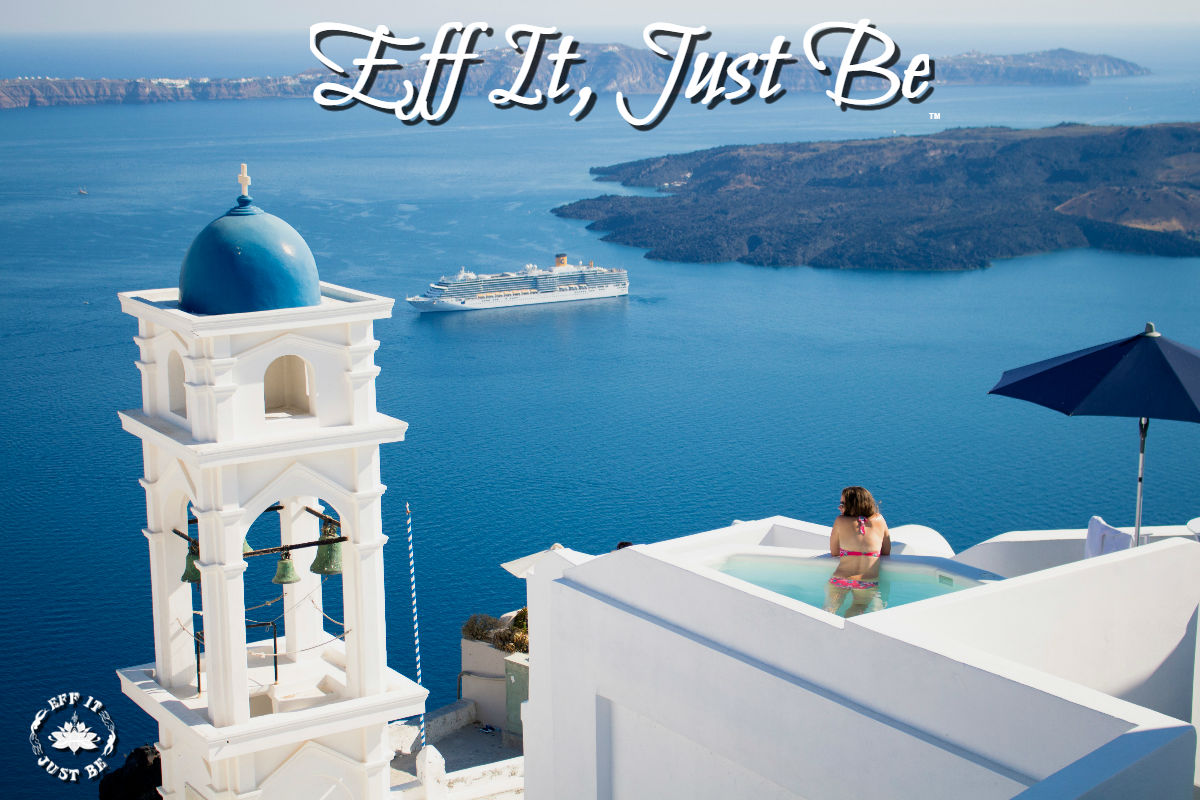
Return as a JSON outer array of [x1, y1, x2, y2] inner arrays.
[[29, 692, 118, 783]]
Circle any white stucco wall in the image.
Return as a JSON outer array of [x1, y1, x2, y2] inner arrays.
[[461, 638, 510, 728], [868, 538, 1200, 782], [956, 526, 1198, 577], [523, 533, 1199, 799]]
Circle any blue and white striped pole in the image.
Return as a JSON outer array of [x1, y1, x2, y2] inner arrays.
[[406, 502, 426, 747]]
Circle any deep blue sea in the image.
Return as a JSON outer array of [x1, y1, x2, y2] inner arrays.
[[1, 36, 1198, 797]]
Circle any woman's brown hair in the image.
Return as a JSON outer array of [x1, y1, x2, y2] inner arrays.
[[841, 486, 878, 518]]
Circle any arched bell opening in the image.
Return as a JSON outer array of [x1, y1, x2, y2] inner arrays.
[[238, 500, 336, 657], [263, 354, 314, 418], [173, 496, 351, 714], [240, 501, 288, 612], [179, 501, 201, 584], [310, 498, 346, 650]]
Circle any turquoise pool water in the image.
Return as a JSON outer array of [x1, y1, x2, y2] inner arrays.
[[715, 554, 992, 616]]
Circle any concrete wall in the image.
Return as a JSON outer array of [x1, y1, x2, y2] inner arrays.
[[505, 653, 530, 747], [1014, 724, 1197, 800], [874, 539, 1200, 729], [956, 526, 1198, 577], [524, 544, 1197, 800], [522, 549, 592, 800], [461, 639, 509, 729], [389, 699, 478, 755]]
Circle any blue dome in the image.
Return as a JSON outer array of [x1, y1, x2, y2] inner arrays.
[[178, 196, 321, 315]]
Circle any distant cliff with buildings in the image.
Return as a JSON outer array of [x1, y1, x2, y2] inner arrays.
[[0, 75, 314, 109], [0, 47, 1148, 110], [552, 122, 1200, 270]]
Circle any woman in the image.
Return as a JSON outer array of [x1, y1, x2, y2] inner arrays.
[[825, 486, 891, 617]]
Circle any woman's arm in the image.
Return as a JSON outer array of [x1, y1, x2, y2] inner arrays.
[[879, 516, 892, 556], [829, 518, 842, 557]]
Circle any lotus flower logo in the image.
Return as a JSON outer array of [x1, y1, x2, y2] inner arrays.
[[48, 713, 100, 754], [29, 692, 118, 783]]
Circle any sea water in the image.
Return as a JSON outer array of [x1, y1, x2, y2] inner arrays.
[[1, 50, 1199, 795]]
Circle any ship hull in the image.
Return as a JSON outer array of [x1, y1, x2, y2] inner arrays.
[[408, 283, 628, 313]]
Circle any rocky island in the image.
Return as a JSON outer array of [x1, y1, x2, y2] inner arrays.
[[0, 46, 1148, 110], [552, 122, 1200, 270]]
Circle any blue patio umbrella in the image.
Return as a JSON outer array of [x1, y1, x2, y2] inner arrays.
[[989, 323, 1200, 546]]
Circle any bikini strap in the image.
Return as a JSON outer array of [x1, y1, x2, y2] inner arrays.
[[857, 516, 867, 536]]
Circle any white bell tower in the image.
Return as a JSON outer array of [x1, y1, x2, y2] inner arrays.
[[116, 168, 426, 800]]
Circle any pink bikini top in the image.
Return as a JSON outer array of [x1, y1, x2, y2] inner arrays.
[[838, 517, 880, 557]]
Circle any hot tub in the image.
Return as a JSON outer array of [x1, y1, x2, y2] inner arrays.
[[713, 552, 1003, 616]]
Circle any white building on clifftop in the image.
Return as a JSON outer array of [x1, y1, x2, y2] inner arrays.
[[519, 516, 1200, 799], [116, 168, 425, 800]]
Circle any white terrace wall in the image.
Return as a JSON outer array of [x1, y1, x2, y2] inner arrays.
[[954, 530, 1088, 576], [522, 549, 592, 800], [524, 547, 1196, 800], [649, 516, 955, 563], [870, 538, 1200, 780], [955, 526, 1198, 577]]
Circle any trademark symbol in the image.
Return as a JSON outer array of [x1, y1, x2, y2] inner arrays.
[[929, 112, 941, 119]]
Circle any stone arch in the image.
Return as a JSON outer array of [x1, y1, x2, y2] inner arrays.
[[166, 349, 187, 418], [237, 332, 350, 424], [161, 486, 197, 577], [240, 463, 354, 536], [236, 465, 352, 664], [155, 459, 198, 525], [264, 354, 314, 417], [163, 490, 195, 536]]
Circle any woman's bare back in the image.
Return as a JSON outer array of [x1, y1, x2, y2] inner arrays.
[[829, 513, 890, 580]]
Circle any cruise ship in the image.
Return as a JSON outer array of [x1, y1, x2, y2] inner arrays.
[[406, 254, 628, 312]]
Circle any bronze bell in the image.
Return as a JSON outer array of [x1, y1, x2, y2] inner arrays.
[[272, 551, 301, 585], [309, 520, 343, 576], [181, 543, 201, 583]]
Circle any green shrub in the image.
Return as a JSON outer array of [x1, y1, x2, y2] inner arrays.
[[491, 626, 529, 654], [463, 611, 529, 653], [491, 626, 517, 653], [461, 614, 501, 642]]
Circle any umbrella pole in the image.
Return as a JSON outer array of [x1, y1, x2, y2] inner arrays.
[[1134, 417, 1148, 547]]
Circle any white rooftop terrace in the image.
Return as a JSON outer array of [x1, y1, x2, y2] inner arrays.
[[519, 516, 1200, 799]]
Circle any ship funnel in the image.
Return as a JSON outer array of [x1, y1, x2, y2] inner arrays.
[[555, 253, 568, 266]]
